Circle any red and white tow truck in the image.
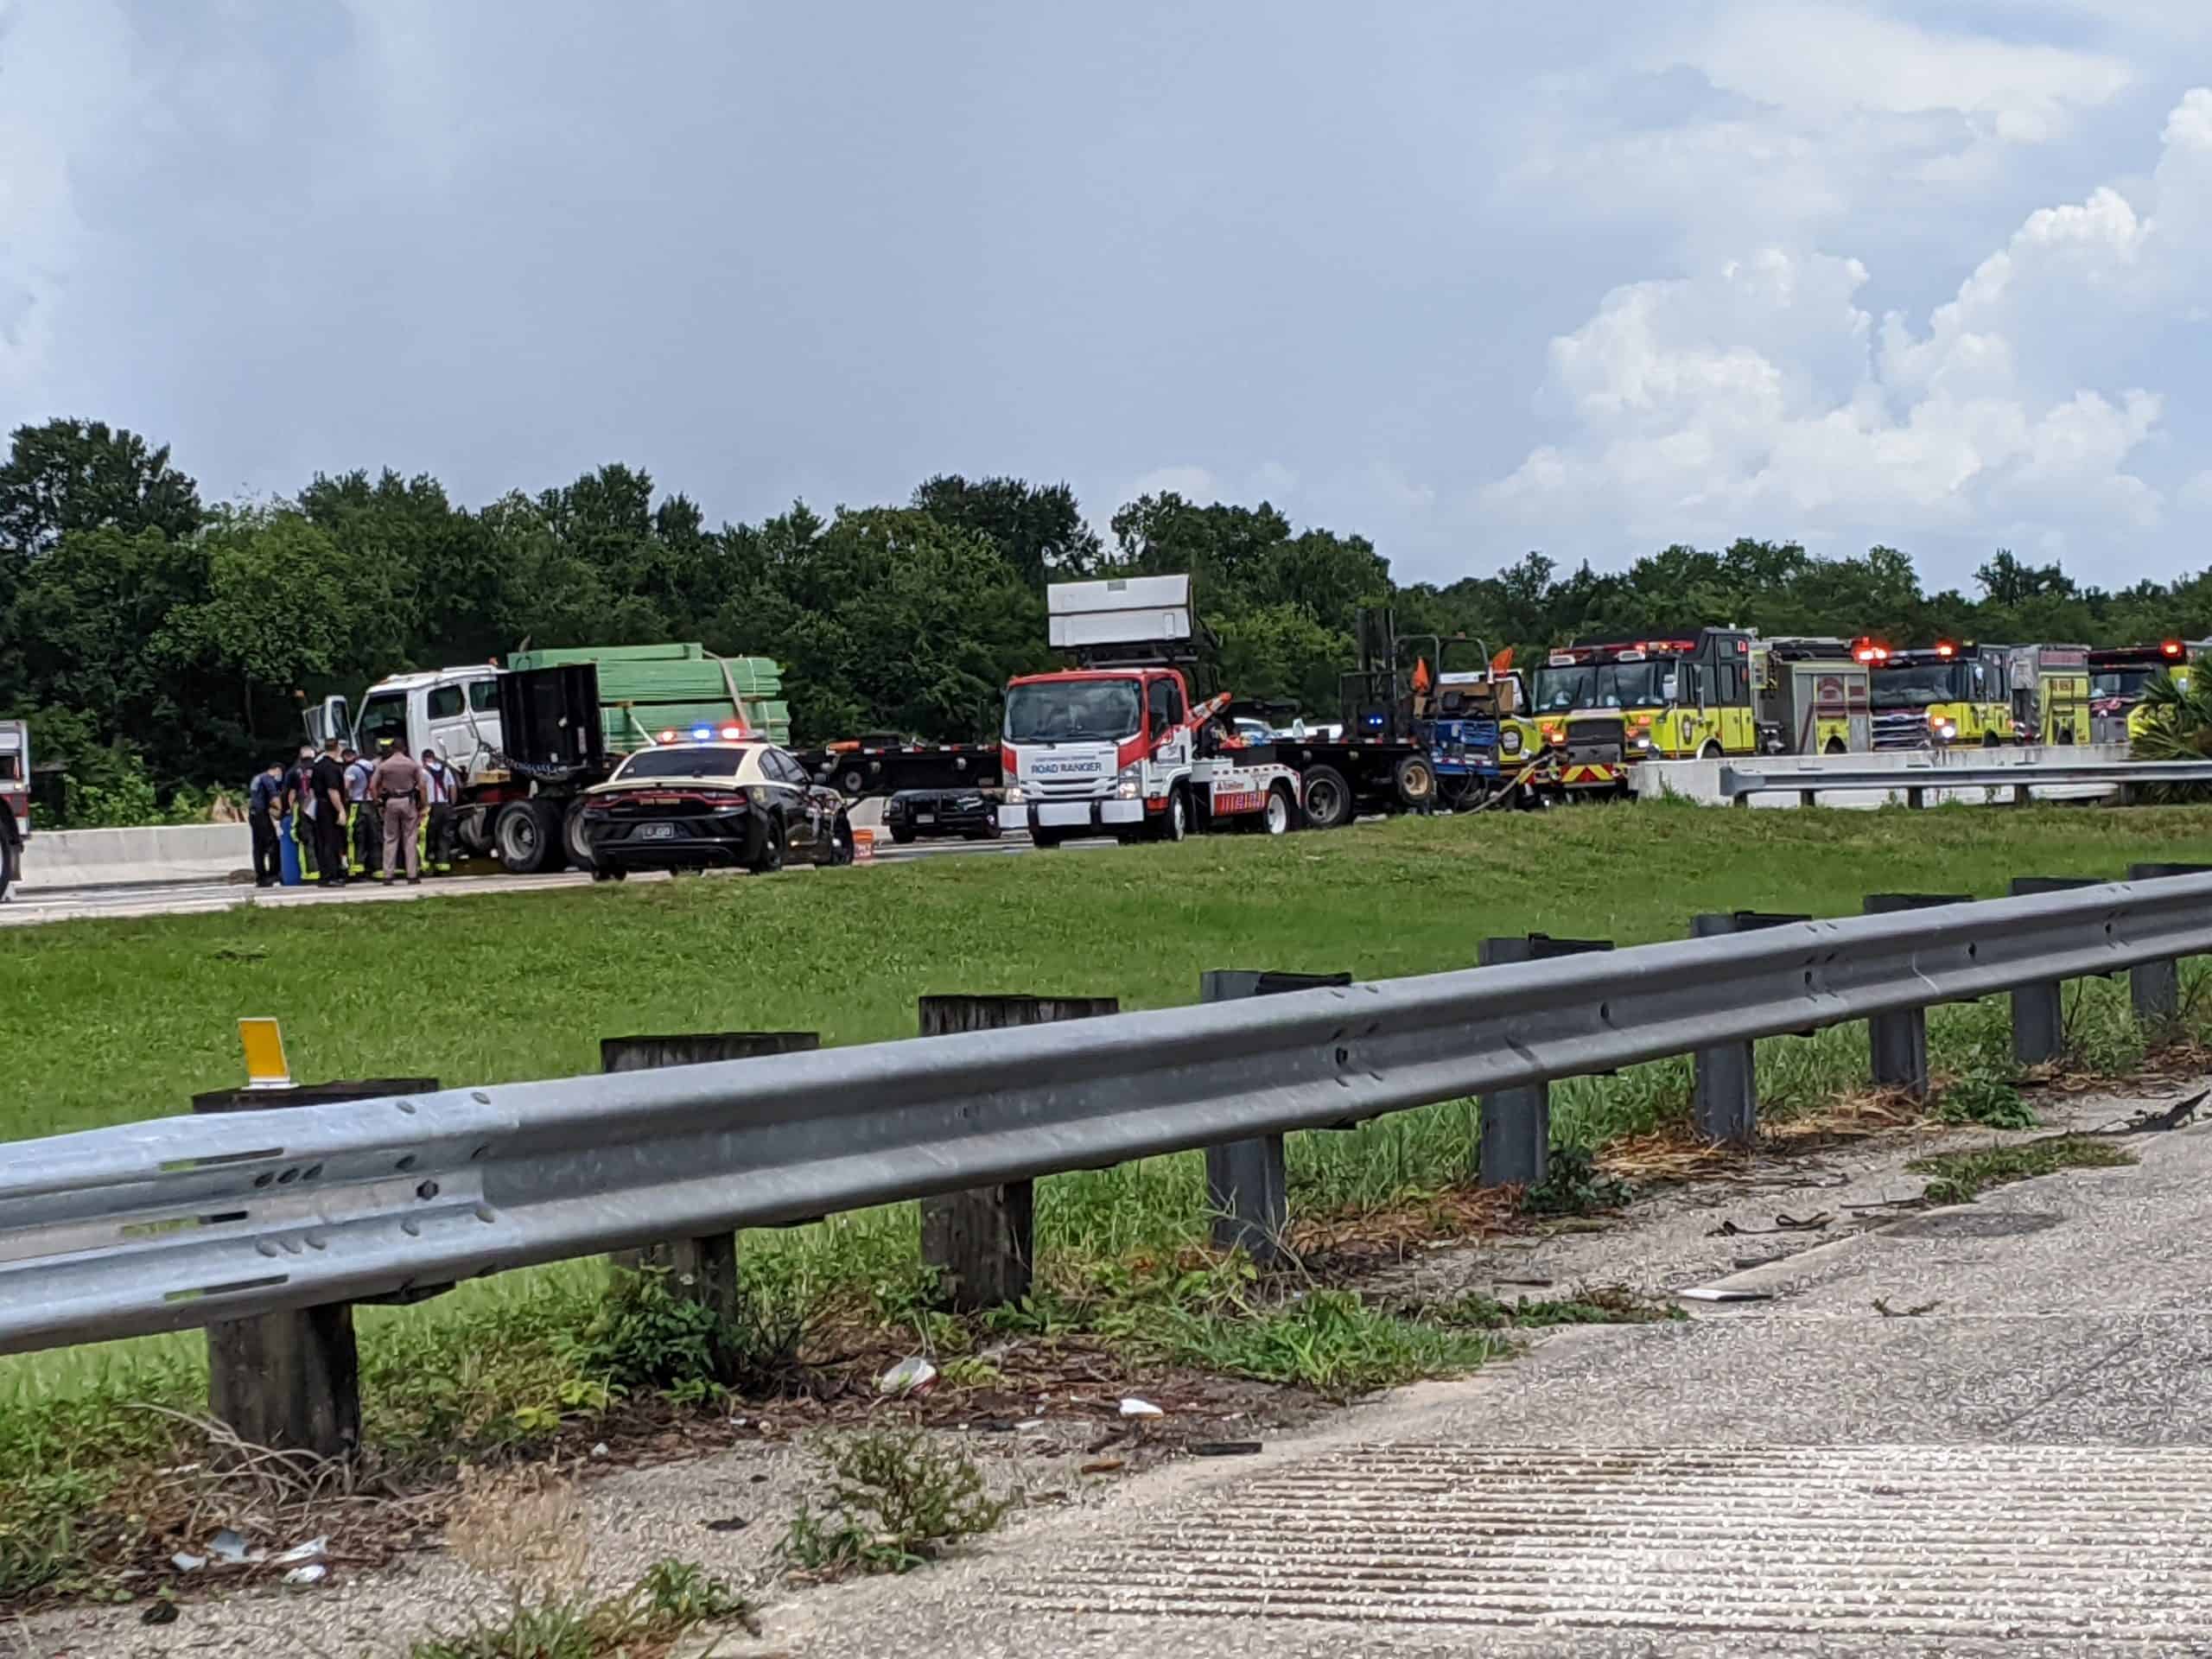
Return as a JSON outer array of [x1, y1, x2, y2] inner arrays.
[[998, 576, 1302, 849]]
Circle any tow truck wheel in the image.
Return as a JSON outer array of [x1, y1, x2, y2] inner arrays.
[[1261, 785, 1292, 836], [1392, 755, 1437, 810], [1157, 787, 1189, 842], [493, 800, 561, 874], [1301, 764, 1352, 830]]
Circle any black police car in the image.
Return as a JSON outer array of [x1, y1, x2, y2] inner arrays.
[[881, 786, 1000, 844]]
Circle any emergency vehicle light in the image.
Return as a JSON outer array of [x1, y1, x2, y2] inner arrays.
[[691, 725, 713, 740], [1936, 642, 1956, 658], [720, 725, 745, 740], [2165, 640, 2185, 657]]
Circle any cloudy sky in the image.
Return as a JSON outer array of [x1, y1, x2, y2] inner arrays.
[[3, 2, 2209, 591]]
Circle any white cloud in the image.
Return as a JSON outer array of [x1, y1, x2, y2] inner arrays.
[[1680, 3, 2130, 140], [1484, 87, 2212, 560]]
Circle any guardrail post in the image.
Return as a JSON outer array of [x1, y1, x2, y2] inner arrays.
[[1861, 893, 1970, 1097], [2126, 863, 2212, 1027], [2006, 878, 2101, 1065], [602, 1031, 819, 1364], [1199, 970, 1352, 1263], [1689, 912, 1810, 1143], [918, 994, 1118, 1310], [190, 1077, 437, 1459], [1476, 934, 1612, 1187]]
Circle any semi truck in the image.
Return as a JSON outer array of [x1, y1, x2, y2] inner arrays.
[[0, 719, 28, 902], [304, 645, 782, 874], [997, 576, 1303, 845]]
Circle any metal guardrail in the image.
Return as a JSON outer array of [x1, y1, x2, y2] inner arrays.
[[9, 871, 2212, 1358], [1719, 759, 2212, 802]]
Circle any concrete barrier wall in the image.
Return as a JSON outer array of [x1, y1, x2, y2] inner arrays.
[[19, 823, 251, 888], [1633, 745, 2134, 810]]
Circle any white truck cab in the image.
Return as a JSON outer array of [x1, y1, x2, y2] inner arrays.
[[307, 666, 507, 787], [999, 576, 1300, 848]]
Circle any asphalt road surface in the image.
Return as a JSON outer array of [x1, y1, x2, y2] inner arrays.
[[769, 1089, 2212, 1659], [0, 829, 1075, 927]]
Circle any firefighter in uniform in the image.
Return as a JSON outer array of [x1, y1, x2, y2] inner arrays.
[[344, 746, 379, 878], [285, 746, 319, 881], [420, 746, 460, 874]]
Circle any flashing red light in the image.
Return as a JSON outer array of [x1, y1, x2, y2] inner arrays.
[[1935, 641, 1956, 658], [657, 728, 677, 743], [2164, 639, 2184, 658], [1850, 637, 1889, 664]]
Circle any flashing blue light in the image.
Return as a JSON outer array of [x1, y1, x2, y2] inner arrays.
[[1365, 712, 1384, 727], [690, 725, 712, 740]]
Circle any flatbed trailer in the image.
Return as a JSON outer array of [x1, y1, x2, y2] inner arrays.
[[793, 737, 1001, 798], [1251, 736, 1434, 830]]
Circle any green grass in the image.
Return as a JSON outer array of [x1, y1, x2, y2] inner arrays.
[[1909, 1135, 2139, 1205], [12, 802, 2212, 1144], [7, 803, 2212, 1598]]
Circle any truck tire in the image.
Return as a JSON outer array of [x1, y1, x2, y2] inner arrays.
[[889, 825, 918, 846], [1260, 784, 1293, 836], [1393, 755, 1436, 810], [1031, 827, 1065, 849], [561, 798, 594, 869], [1301, 764, 1353, 830], [1154, 786, 1189, 843], [0, 832, 14, 903], [748, 812, 787, 874], [459, 806, 494, 858], [493, 800, 562, 874]]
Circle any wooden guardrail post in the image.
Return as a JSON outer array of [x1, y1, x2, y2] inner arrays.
[[1199, 970, 1352, 1264], [1475, 934, 1612, 1188], [602, 1031, 818, 1363], [2006, 877, 2101, 1065], [1861, 893, 1971, 1097], [190, 1077, 437, 1459], [1688, 912, 1810, 1144], [2125, 863, 2212, 1028], [918, 994, 1118, 1311]]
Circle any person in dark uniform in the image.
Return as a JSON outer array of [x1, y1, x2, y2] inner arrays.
[[310, 738, 350, 886], [420, 746, 460, 874], [344, 746, 379, 877], [247, 761, 284, 887]]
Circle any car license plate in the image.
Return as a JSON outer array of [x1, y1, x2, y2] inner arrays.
[[914, 812, 935, 824], [639, 823, 677, 840]]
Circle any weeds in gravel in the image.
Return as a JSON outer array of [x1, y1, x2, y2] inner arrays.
[[408, 1558, 753, 1659], [1910, 1136, 2137, 1205], [1933, 1071, 2039, 1130], [779, 1430, 1011, 1580], [1428, 1286, 1688, 1330], [1521, 1145, 1636, 1217], [419, 1464, 752, 1658]]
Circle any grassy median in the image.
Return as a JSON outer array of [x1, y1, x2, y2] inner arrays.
[[7, 799, 2212, 1600]]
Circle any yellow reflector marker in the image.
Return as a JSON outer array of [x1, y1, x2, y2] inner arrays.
[[238, 1017, 292, 1090]]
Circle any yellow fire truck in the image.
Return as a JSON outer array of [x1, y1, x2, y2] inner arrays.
[[1865, 641, 2013, 749], [2004, 645, 2092, 747], [1528, 630, 1760, 794], [2088, 640, 2202, 745]]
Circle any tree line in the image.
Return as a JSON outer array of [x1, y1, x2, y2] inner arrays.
[[3, 416, 2209, 819]]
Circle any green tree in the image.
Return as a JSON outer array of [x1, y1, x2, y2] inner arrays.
[[0, 418, 203, 569], [912, 475, 1104, 587]]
